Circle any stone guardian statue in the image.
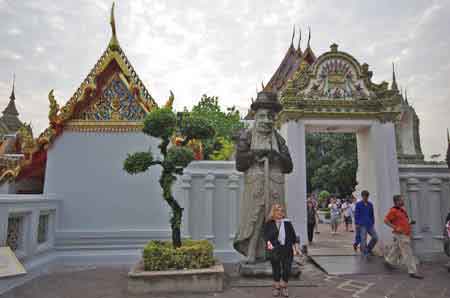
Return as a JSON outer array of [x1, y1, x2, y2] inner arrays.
[[233, 91, 293, 263]]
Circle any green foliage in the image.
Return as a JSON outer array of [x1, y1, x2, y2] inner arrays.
[[325, 212, 331, 220], [123, 152, 153, 175], [124, 105, 216, 249], [306, 133, 358, 197], [190, 94, 244, 160], [143, 108, 177, 139], [210, 137, 234, 161], [179, 114, 215, 141], [143, 240, 215, 271], [166, 147, 194, 168]]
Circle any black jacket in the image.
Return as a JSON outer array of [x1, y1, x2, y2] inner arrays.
[[264, 220, 299, 249]]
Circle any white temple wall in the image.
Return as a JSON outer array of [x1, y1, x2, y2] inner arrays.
[[43, 132, 243, 262], [399, 163, 450, 260]]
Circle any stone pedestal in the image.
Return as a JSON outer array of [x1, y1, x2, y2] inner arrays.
[[238, 261, 301, 278], [128, 261, 224, 294]]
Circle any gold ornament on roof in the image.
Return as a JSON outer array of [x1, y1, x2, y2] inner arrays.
[[164, 90, 175, 109], [48, 89, 60, 124], [110, 95, 121, 120]]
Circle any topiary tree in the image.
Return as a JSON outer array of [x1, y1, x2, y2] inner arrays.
[[124, 107, 214, 248]]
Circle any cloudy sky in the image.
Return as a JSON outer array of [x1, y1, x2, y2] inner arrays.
[[0, 0, 449, 159]]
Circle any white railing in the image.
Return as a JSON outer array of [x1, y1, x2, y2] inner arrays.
[[0, 194, 60, 261], [399, 163, 450, 259]]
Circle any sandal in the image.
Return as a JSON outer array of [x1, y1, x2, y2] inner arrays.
[[281, 287, 289, 297], [272, 287, 280, 297]]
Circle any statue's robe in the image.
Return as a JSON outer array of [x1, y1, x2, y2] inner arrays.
[[233, 129, 293, 259]]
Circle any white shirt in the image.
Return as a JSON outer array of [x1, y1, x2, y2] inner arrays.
[[342, 202, 352, 217]]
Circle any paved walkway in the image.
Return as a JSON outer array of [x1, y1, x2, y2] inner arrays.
[[2, 224, 447, 298], [2, 259, 449, 298], [308, 223, 357, 256]]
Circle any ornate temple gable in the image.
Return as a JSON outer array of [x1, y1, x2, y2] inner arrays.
[[279, 43, 401, 123], [0, 3, 158, 184], [47, 3, 156, 134], [265, 45, 301, 94]]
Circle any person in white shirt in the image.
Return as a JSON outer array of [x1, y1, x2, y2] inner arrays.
[[341, 198, 354, 232]]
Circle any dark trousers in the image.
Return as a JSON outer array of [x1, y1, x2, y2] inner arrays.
[[270, 246, 293, 282], [307, 222, 315, 242]]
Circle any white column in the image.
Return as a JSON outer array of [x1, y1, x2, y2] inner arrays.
[[368, 122, 401, 249], [281, 120, 307, 245], [428, 177, 443, 240], [203, 173, 215, 241], [227, 173, 240, 241], [180, 173, 192, 239], [406, 177, 421, 238], [0, 208, 8, 246]]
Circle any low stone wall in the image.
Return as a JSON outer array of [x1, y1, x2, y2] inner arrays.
[[399, 163, 450, 260]]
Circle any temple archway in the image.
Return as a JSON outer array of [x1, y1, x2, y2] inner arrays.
[[278, 44, 402, 251]]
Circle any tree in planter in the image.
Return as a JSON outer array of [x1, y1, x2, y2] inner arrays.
[[123, 107, 214, 248]]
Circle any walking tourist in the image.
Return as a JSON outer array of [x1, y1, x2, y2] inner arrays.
[[384, 195, 424, 279], [328, 197, 340, 234], [307, 200, 317, 244], [341, 198, 353, 232], [354, 190, 378, 257], [265, 204, 300, 297]]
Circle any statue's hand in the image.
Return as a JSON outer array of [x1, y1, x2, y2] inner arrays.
[[253, 149, 271, 159]]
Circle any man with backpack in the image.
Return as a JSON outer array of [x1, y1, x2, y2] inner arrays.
[[384, 194, 423, 279]]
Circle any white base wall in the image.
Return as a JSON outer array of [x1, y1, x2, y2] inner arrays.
[[44, 132, 243, 262]]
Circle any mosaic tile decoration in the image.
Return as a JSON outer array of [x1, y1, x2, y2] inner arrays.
[[78, 75, 146, 121]]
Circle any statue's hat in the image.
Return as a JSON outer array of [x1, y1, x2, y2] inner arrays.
[[250, 91, 282, 113]]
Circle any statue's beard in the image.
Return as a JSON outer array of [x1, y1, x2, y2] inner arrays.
[[255, 122, 273, 135]]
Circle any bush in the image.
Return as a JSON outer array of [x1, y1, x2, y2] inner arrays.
[[325, 212, 331, 220], [143, 108, 177, 139], [143, 239, 215, 271]]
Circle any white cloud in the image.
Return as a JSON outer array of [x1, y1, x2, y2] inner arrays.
[[0, 0, 449, 157], [7, 27, 22, 35], [0, 49, 22, 60]]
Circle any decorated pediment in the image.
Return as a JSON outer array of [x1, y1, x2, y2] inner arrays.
[[286, 44, 374, 101], [304, 56, 371, 100], [73, 73, 147, 121], [279, 44, 402, 123]]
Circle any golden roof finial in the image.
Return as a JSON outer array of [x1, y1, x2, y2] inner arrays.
[[291, 24, 295, 46], [307, 26, 311, 48], [109, 2, 119, 49], [164, 90, 175, 109]]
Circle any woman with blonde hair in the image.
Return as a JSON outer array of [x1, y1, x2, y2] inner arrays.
[[264, 203, 300, 297]]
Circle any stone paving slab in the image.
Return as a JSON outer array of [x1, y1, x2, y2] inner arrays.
[[310, 255, 387, 275], [2, 260, 450, 298]]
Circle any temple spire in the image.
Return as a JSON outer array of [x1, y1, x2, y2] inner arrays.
[[391, 62, 398, 91], [404, 88, 409, 105], [291, 24, 295, 47], [10, 73, 15, 101], [109, 2, 119, 49], [2, 74, 19, 116], [297, 27, 302, 52], [307, 26, 311, 48]]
